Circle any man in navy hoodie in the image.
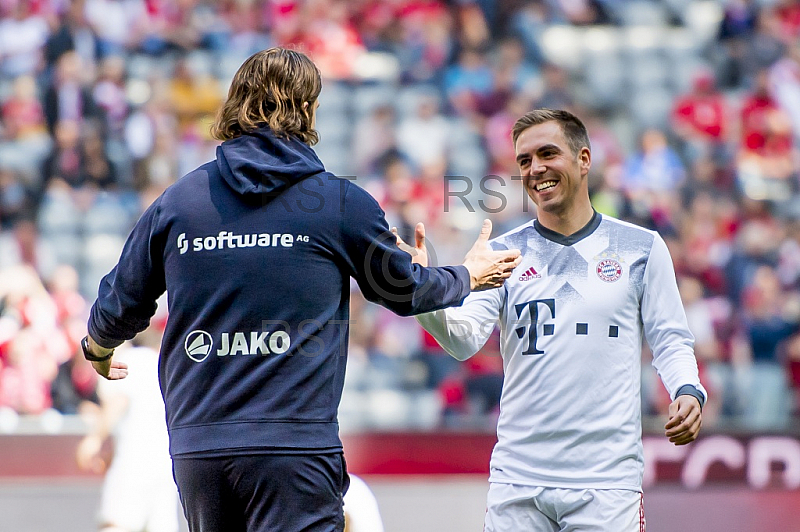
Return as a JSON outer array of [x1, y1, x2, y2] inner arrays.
[[81, 48, 521, 532]]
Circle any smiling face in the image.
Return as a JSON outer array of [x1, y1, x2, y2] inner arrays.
[[515, 120, 592, 232]]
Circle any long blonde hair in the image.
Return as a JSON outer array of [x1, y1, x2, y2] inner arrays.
[[211, 48, 322, 145]]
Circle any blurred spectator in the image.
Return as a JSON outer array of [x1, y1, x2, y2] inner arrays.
[[0, 219, 57, 278], [132, 0, 203, 56], [554, 0, 611, 26], [456, 2, 490, 50], [786, 333, 800, 416], [43, 51, 101, 134], [509, 0, 550, 66], [167, 55, 221, 139], [82, 122, 118, 190], [84, 0, 139, 57], [92, 55, 129, 138], [741, 7, 787, 79], [677, 192, 731, 295], [671, 69, 732, 165], [739, 265, 798, 429], [301, 0, 367, 80], [774, 0, 800, 42], [716, 0, 759, 88], [439, 330, 503, 423], [0, 328, 56, 414], [679, 276, 723, 424], [48, 264, 87, 323], [124, 82, 179, 191], [485, 93, 534, 175], [397, 94, 450, 170], [0, 169, 35, 228], [43, 0, 99, 75], [536, 63, 573, 111], [724, 217, 782, 305], [623, 128, 686, 194], [444, 48, 494, 116], [768, 42, 800, 146], [50, 325, 100, 415], [2, 74, 48, 143], [0, 266, 63, 415], [737, 69, 797, 201], [41, 119, 86, 190], [582, 110, 624, 190], [352, 104, 397, 176], [393, 0, 453, 83], [0, 1, 49, 77], [778, 220, 800, 288]]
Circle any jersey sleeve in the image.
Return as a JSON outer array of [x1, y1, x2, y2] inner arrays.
[[415, 286, 504, 360], [642, 234, 708, 402]]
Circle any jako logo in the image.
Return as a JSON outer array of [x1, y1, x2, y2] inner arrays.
[[184, 330, 292, 362], [178, 233, 188, 254], [185, 330, 213, 362]]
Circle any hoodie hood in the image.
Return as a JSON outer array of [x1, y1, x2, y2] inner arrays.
[[216, 126, 326, 200]]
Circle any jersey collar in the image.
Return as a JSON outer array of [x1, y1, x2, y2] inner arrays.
[[533, 210, 601, 246]]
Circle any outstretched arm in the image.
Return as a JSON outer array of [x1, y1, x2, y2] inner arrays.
[[342, 182, 518, 316]]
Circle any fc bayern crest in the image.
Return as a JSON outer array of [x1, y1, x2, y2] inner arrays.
[[597, 259, 622, 282]]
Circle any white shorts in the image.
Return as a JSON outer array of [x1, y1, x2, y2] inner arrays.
[[484, 483, 645, 532]]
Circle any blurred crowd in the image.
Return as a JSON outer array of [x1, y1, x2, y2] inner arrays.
[[1, 0, 800, 433]]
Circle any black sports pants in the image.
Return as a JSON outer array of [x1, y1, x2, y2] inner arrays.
[[172, 452, 349, 532]]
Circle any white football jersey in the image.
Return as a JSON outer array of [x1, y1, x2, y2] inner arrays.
[[417, 213, 706, 491]]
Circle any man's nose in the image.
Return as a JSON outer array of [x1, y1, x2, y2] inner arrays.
[[531, 160, 546, 176]]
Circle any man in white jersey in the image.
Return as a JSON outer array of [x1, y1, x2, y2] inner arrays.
[[77, 331, 180, 532], [398, 109, 706, 531]]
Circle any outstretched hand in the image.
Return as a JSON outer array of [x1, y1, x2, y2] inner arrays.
[[86, 336, 128, 380], [392, 223, 428, 267], [463, 219, 521, 291], [91, 359, 129, 380], [665, 395, 703, 445]]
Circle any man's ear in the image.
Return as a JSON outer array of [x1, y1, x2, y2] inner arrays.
[[579, 147, 591, 175]]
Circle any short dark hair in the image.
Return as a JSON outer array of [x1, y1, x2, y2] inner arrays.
[[511, 109, 591, 156], [211, 48, 322, 145]]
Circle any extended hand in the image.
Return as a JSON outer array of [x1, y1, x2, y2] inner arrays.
[[392, 223, 428, 267], [462, 219, 521, 291], [86, 336, 128, 380], [665, 395, 703, 445], [91, 359, 129, 380]]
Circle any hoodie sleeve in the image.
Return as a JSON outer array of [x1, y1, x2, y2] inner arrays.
[[340, 181, 470, 317], [88, 196, 167, 348]]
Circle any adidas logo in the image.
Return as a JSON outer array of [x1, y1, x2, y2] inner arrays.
[[519, 266, 541, 281]]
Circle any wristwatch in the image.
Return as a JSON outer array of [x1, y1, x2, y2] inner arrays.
[[81, 336, 114, 362]]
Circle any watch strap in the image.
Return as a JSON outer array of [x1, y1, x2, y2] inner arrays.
[[81, 336, 114, 362]]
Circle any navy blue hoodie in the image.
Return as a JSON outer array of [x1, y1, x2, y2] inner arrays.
[[89, 127, 470, 456]]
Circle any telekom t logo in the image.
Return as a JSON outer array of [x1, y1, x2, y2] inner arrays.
[[515, 298, 555, 355]]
